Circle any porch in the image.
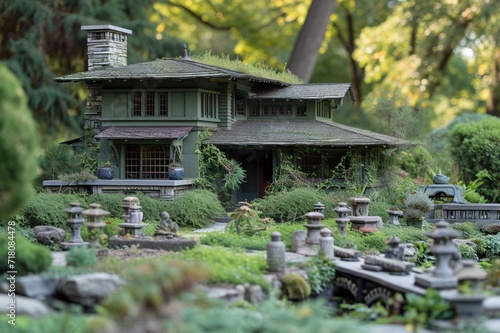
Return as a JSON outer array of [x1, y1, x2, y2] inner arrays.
[[42, 179, 194, 200]]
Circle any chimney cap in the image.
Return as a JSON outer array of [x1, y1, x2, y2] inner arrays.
[[81, 24, 132, 35]]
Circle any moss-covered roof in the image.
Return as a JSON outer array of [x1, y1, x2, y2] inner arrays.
[[209, 119, 408, 147], [54, 57, 292, 86]]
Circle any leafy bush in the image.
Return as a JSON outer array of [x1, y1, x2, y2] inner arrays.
[[85, 193, 125, 217], [19, 192, 83, 229], [0, 64, 39, 221], [449, 117, 500, 202], [451, 222, 482, 239], [399, 145, 432, 179], [257, 188, 335, 223], [0, 234, 52, 275], [167, 189, 224, 229], [367, 201, 389, 223], [306, 256, 335, 295], [475, 234, 500, 259], [65, 246, 97, 268], [459, 243, 479, 261], [40, 143, 82, 180], [403, 191, 434, 222]]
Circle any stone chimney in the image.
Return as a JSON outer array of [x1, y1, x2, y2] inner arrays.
[[81, 25, 132, 71]]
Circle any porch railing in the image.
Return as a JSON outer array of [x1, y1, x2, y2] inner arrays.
[[428, 203, 500, 226]]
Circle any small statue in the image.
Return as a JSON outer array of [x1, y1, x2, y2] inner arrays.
[[384, 236, 405, 261], [154, 211, 178, 237]]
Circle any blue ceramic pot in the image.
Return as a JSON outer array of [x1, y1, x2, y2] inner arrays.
[[168, 166, 184, 180], [96, 167, 115, 180]]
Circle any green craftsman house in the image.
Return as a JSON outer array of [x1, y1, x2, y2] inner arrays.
[[45, 24, 406, 201]]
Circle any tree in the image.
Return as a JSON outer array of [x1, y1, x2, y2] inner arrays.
[[0, 63, 39, 221], [0, 0, 184, 140], [287, 0, 337, 82]]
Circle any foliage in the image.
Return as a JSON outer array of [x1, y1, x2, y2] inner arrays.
[[399, 145, 432, 179], [226, 202, 268, 235], [265, 151, 312, 195], [18, 192, 82, 229], [65, 246, 97, 268], [164, 246, 269, 290], [98, 259, 210, 319], [0, 234, 52, 275], [306, 256, 335, 295], [458, 169, 491, 203], [281, 272, 311, 300], [474, 234, 500, 259], [403, 289, 454, 331], [0, 314, 89, 333], [449, 118, 500, 202], [193, 52, 302, 84], [403, 191, 434, 221], [451, 222, 482, 239], [486, 259, 500, 288], [459, 243, 479, 261], [257, 188, 335, 223], [339, 302, 390, 322], [412, 242, 435, 269], [195, 130, 246, 206], [58, 169, 95, 183], [377, 175, 419, 208], [167, 189, 224, 229], [40, 143, 83, 180], [0, 64, 39, 221], [170, 298, 364, 333]]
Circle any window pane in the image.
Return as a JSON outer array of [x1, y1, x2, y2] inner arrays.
[[146, 93, 155, 116], [159, 93, 168, 116], [132, 93, 141, 116]]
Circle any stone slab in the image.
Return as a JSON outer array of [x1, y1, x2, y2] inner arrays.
[[109, 236, 196, 251]]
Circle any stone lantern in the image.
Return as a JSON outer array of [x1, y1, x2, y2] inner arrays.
[[313, 202, 326, 215], [415, 220, 460, 289], [334, 202, 351, 236], [304, 212, 325, 245], [267, 232, 286, 273], [349, 196, 371, 216], [119, 204, 147, 236], [83, 203, 110, 249], [61, 202, 88, 249], [121, 196, 140, 223]]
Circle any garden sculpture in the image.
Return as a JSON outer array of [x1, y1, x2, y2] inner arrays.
[[155, 211, 179, 237]]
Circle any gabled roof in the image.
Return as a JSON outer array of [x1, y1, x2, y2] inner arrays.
[[251, 83, 354, 101], [54, 58, 288, 86], [209, 120, 407, 147], [95, 126, 192, 140]]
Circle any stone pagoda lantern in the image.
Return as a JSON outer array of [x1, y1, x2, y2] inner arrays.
[[61, 202, 88, 249], [83, 203, 110, 249], [334, 202, 351, 236], [121, 196, 140, 223], [304, 212, 325, 245], [313, 202, 326, 215], [415, 220, 460, 289], [118, 204, 147, 236]]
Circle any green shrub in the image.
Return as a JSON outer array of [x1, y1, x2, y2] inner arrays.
[[475, 234, 500, 259], [20, 192, 82, 229], [40, 143, 83, 180], [66, 246, 97, 268], [399, 145, 432, 179], [367, 201, 389, 223], [85, 193, 125, 217], [257, 188, 335, 223], [459, 243, 479, 261], [0, 314, 89, 333], [451, 222, 482, 239], [449, 117, 500, 202], [167, 189, 224, 229], [131, 192, 169, 222], [0, 64, 39, 221], [0, 234, 52, 275]]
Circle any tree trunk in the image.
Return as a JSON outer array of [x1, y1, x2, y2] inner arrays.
[[287, 0, 337, 82], [487, 48, 500, 117]]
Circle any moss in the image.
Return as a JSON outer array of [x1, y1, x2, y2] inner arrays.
[[281, 272, 311, 300]]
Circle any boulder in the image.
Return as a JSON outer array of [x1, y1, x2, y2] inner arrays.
[[33, 225, 66, 245], [0, 294, 54, 317], [482, 224, 500, 235], [57, 273, 123, 307], [16, 275, 59, 298]]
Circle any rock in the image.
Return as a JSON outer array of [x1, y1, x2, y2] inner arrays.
[[16, 275, 59, 298], [0, 294, 54, 317], [453, 238, 477, 248], [482, 224, 500, 235], [33, 225, 66, 245], [483, 296, 500, 318], [195, 284, 244, 303], [57, 273, 123, 307], [245, 284, 266, 304]]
